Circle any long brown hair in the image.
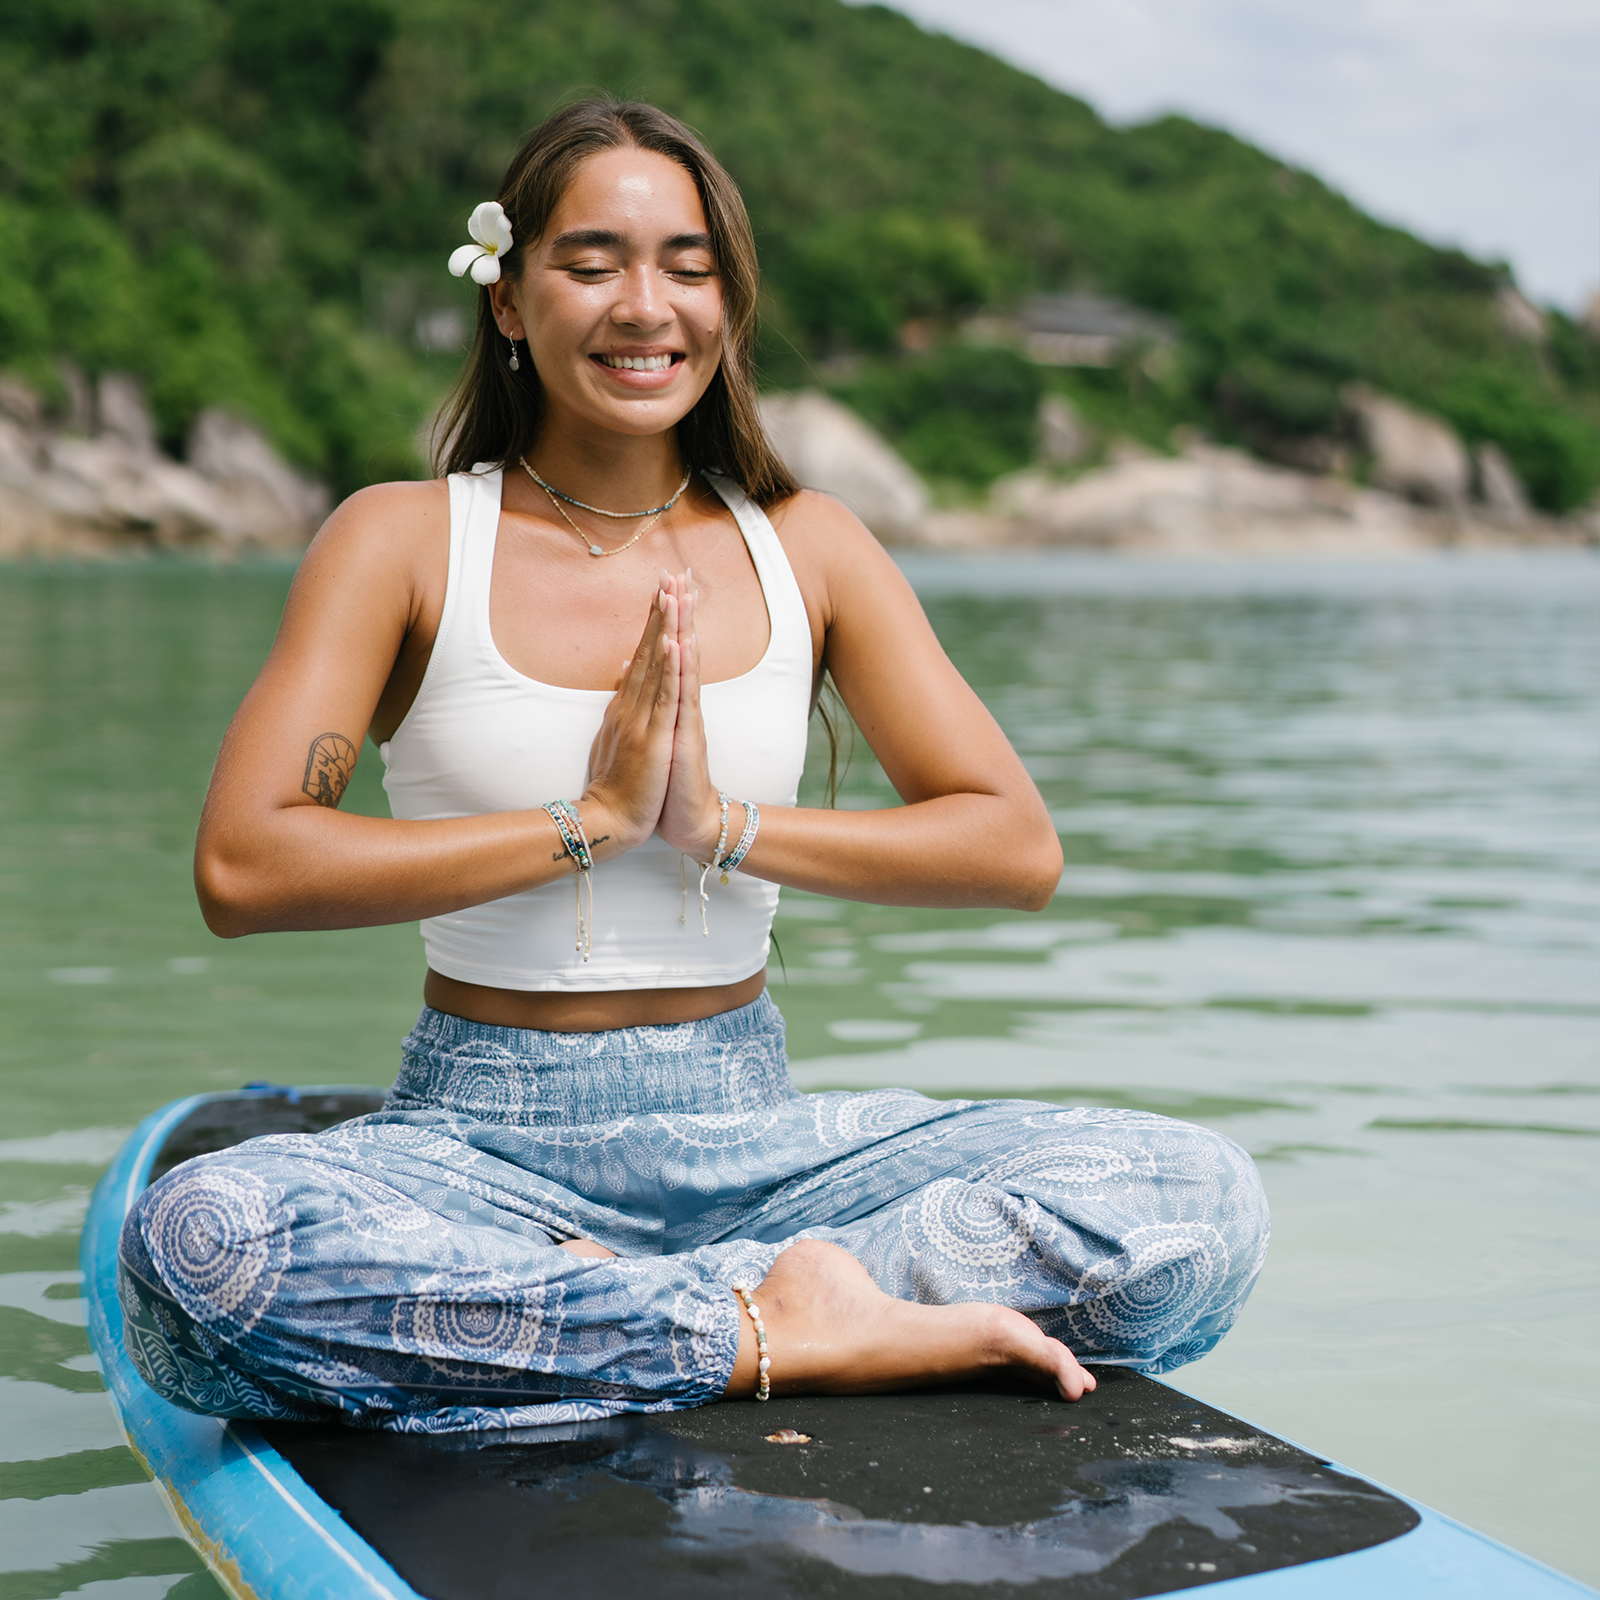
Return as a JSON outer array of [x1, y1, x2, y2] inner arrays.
[[434, 99, 797, 506]]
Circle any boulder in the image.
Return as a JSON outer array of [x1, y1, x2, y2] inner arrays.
[[1474, 442, 1529, 524], [96, 373, 158, 455], [187, 409, 330, 538], [1342, 385, 1470, 509], [1037, 393, 1091, 466], [0, 396, 328, 558], [758, 390, 928, 542], [0, 374, 42, 427], [1496, 285, 1546, 345], [986, 442, 1430, 556], [57, 360, 93, 435]]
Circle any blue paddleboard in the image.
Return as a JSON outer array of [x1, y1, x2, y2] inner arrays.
[[83, 1088, 1594, 1600]]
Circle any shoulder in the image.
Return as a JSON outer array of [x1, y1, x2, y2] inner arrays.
[[292, 478, 450, 596], [766, 485, 879, 552], [313, 477, 450, 555], [765, 487, 918, 633]]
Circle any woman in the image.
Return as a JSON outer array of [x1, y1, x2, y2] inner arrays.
[[119, 100, 1267, 1431]]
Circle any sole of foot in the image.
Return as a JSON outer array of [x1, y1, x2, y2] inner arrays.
[[726, 1239, 1095, 1403]]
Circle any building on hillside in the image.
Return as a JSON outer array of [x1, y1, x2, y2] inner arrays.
[[1014, 294, 1176, 367]]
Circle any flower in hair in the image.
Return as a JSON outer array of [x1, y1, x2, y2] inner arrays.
[[448, 201, 513, 285]]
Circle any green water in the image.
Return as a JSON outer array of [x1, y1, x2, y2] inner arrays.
[[2, 553, 1597, 1595]]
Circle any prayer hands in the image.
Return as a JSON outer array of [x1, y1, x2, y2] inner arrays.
[[654, 569, 725, 859], [580, 578, 682, 851], [581, 570, 720, 858]]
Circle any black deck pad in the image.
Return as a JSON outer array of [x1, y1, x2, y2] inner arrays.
[[260, 1373, 1418, 1600], [149, 1090, 387, 1182]]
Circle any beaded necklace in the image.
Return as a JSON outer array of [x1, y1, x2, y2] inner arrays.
[[519, 457, 692, 558]]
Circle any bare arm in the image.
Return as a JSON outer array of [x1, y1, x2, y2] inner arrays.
[[195, 482, 682, 936], [658, 495, 1063, 911]]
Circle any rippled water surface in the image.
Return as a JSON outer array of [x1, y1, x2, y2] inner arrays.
[[2, 553, 1596, 1595]]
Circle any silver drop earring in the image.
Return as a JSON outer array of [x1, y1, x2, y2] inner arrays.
[[507, 335, 520, 372]]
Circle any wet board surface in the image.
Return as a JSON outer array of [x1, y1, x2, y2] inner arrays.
[[85, 1090, 1589, 1600], [261, 1376, 1418, 1600]]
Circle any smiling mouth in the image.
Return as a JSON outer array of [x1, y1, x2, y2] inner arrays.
[[594, 353, 682, 371]]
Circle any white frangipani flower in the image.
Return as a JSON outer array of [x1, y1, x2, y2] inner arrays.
[[448, 201, 513, 285]]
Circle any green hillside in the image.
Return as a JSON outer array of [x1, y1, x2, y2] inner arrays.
[[3, 0, 1597, 509]]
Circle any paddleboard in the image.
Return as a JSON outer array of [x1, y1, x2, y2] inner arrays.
[[82, 1087, 1593, 1599]]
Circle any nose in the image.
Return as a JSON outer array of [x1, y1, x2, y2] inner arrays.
[[612, 263, 670, 332]]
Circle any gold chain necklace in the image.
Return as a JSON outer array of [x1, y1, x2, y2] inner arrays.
[[520, 457, 690, 558]]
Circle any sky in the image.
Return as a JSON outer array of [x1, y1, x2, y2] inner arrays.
[[867, 0, 1600, 314]]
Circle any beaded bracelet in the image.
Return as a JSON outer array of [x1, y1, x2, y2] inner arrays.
[[731, 1281, 772, 1401], [719, 800, 760, 881], [542, 799, 594, 961], [681, 792, 733, 937]]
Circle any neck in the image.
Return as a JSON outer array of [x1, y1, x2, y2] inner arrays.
[[525, 416, 686, 511]]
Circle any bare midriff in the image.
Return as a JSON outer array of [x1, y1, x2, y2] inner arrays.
[[423, 967, 769, 1033]]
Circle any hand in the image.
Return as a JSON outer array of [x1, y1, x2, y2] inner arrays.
[[580, 582, 681, 851], [655, 569, 725, 858]]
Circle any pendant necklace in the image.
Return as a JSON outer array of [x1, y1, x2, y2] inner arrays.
[[520, 457, 692, 557]]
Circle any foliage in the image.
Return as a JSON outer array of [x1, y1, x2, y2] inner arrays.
[[0, 0, 1595, 507], [833, 347, 1042, 485]]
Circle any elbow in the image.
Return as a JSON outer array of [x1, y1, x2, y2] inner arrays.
[[194, 849, 267, 938], [1010, 827, 1064, 913]]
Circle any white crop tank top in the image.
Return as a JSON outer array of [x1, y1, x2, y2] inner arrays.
[[379, 467, 813, 990]]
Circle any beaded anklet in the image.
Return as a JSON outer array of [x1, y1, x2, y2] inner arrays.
[[731, 1281, 772, 1401], [542, 799, 594, 961]]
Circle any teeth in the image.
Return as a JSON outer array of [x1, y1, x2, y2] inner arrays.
[[601, 354, 673, 371]]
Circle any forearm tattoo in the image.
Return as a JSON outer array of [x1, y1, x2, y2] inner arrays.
[[553, 834, 610, 862], [302, 733, 357, 809]]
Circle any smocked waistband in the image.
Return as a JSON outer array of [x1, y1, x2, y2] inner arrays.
[[387, 992, 798, 1126]]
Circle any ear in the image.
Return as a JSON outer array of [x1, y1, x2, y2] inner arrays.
[[487, 275, 524, 341]]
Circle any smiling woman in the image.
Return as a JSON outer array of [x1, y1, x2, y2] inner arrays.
[[115, 98, 1268, 1436]]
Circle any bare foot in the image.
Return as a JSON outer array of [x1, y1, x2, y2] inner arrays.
[[559, 1238, 617, 1259], [722, 1239, 1095, 1403]]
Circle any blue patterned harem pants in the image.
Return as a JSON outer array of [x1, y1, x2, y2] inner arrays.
[[119, 994, 1269, 1433]]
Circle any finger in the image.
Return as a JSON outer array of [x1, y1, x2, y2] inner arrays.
[[679, 580, 696, 647], [657, 630, 682, 717], [644, 591, 677, 704], [619, 587, 669, 709]]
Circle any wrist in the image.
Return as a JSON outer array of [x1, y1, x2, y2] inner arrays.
[[571, 793, 628, 858], [693, 792, 734, 863]]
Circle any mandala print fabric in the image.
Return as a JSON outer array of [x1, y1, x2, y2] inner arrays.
[[120, 994, 1269, 1433]]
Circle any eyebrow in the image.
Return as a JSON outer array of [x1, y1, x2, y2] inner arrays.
[[548, 228, 715, 254]]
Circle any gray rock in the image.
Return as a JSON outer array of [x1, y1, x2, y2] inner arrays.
[[985, 443, 1431, 555], [758, 390, 928, 542], [0, 375, 41, 428], [1343, 385, 1470, 509], [1248, 431, 1352, 476], [96, 373, 158, 456], [1037, 394, 1091, 466], [188, 409, 330, 534], [57, 360, 93, 435], [1496, 285, 1546, 345], [1475, 442, 1529, 523], [0, 402, 328, 557]]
